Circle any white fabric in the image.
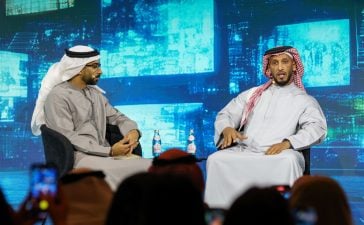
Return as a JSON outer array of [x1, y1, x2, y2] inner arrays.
[[205, 149, 304, 208], [31, 45, 100, 135], [205, 83, 327, 208], [74, 152, 152, 191], [214, 86, 257, 145]]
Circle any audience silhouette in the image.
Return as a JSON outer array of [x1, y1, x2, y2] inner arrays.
[[59, 168, 113, 225], [289, 175, 353, 225], [223, 187, 295, 225], [1, 164, 355, 225], [148, 148, 205, 194], [106, 172, 206, 225]]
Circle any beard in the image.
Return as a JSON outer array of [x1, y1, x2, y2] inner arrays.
[[273, 72, 293, 86], [83, 74, 99, 85]]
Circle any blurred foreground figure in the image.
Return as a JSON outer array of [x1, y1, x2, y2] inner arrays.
[[106, 172, 206, 225], [223, 187, 294, 225], [289, 175, 353, 225], [148, 148, 205, 194]]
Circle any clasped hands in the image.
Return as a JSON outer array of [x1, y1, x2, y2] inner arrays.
[[110, 129, 140, 156], [218, 127, 291, 155]]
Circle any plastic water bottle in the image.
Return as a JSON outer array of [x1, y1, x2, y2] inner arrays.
[[152, 129, 162, 157], [186, 129, 197, 155]]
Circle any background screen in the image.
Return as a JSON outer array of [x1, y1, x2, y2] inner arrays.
[[101, 0, 214, 77], [6, 0, 75, 16], [256, 19, 350, 87], [0, 0, 363, 223]]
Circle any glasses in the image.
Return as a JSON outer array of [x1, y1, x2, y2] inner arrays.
[[85, 63, 101, 69]]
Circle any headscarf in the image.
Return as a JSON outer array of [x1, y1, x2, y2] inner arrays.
[[60, 168, 113, 225], [239, 46, 305, 129], [106, 172, 206, 225], [31, 45, 101, 135]]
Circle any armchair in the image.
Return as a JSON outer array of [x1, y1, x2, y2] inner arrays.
[[40, 124, 142, 177]]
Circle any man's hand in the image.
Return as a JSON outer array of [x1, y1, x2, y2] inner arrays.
[[125, 129, 140, 146], [217, 127, 247, 150], [111, 139, 134, 156], [43, 186, 68, 225], [265, 140, 292, 155], [111, 130, 140, 156]]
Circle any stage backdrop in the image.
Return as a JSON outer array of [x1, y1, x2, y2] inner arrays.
[[0, 0, 363, 223]]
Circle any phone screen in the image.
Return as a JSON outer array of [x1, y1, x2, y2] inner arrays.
[[28, 163, 58, 219], [30, 164, 58, 201], [205, 208, 226, 225]]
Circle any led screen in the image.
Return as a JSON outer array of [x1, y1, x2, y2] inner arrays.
[[0, 51, 27, 122], [0, 51, 28, 98], [6, 0, 75, 16], [115, 103, 204, 158], [101, 0, 214, 77], [0, 1, 364, 223]]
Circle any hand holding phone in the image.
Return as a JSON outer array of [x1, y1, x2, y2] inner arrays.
[[29, 163, 58, 219]]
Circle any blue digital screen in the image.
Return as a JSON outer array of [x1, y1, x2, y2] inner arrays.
[[0, 51, 28, 122], [0, 1, 363, 223], [0, 51, 28, 98], [6, 0, 75, 16], [115, 103, 204, 158], [257, 19, 350, 87], [101, 0, 214, 77]]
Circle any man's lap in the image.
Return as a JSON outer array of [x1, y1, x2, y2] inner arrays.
[[74, 152, 152, 190], [205, 148, 304, 208], [207, 148, 304, 169]]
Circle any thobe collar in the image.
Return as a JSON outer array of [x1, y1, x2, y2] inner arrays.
[[268, 82, 303, 96]]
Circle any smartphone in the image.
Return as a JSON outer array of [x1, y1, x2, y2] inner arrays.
[[273, 185, 291, 199], [29, 163, 58, 218]]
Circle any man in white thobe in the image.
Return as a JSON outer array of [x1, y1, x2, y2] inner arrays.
[[204, 46, 327, 208], [31, 45, 151, 190]]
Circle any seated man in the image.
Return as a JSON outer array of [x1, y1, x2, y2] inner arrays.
[[204, 46, 327, 208], [31, 45, 151, 190]]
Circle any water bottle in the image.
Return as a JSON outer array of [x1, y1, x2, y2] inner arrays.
[[186, 129, 197, 155], [152, 129, 162, 157]]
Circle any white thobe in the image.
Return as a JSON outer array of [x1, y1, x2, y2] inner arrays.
[[205, 83, 327, 208], [44, 82, 151, 190]]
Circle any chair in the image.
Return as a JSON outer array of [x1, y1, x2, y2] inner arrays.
[[301, 148, 310, 175], [40, 125, 75, 177], [40, 124, 143, 177]]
